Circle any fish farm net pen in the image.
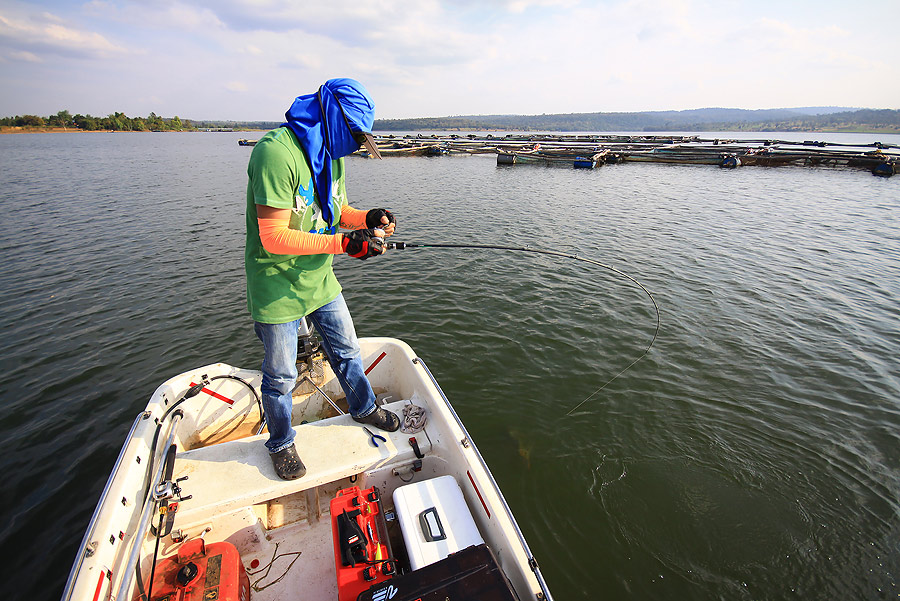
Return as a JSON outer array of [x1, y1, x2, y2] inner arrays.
[[350, 134, 900, 175], [385, 241, 661, 416]]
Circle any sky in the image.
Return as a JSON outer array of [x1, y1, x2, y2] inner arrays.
[[1, 0, 898, 121]]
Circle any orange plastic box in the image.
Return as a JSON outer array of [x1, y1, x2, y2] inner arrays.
[[330, 486, 395, 601]]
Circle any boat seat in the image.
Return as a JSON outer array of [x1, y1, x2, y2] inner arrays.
[[170, 400, 430, 525]]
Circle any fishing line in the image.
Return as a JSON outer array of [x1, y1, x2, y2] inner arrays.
[[385, 241, 660, 415]]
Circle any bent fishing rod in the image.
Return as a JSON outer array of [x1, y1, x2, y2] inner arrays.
[[384, 241, 660, 415]]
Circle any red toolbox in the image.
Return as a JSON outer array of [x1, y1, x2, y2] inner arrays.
[[330, 486, 396, 601], [146, 538, 250, 601]]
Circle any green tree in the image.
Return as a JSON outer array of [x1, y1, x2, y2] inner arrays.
[[105, 112, 127, 131], [47, 109, 74, 127], [74, 114, 99, 130], [147, 112, 166, 131], [17, 115, 45, 126]]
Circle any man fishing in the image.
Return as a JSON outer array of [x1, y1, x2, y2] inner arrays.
[[244, 78, 399, 480]]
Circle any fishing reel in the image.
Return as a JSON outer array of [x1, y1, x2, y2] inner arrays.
[[153, 475, 192, 504]]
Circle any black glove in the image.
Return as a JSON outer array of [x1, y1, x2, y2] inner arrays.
[[365, 208, 395, 230], [341, 229, 384, 260]]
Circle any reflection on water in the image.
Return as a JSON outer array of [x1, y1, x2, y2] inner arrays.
[[0, 131, 898, 600]]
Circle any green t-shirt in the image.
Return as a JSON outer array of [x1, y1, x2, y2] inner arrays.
[[244, 127, 347, 324]]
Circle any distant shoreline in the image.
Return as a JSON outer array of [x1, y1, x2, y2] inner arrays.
[[0, 126, 268, 135], [2, 125, 898, 135]]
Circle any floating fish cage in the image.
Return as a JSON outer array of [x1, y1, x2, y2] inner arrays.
[[352, 133, 899, 176]]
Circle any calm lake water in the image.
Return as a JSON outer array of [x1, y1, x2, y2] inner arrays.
[[1, 131, 898, 601]]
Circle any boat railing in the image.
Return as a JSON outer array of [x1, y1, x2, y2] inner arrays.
[[61, 411, 150, 601], [110, 410, 185, 601], [412, 357, 555, 601]]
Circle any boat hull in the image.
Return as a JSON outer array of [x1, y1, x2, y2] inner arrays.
[[63, 337, 551, 601]]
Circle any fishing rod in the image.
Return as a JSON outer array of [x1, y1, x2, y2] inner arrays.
[[384, 241, 660, 415]]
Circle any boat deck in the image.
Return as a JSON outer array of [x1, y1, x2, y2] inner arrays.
[[237, 509, 339, 600], [172, 400, 430, 525], [157, 398, 435, 601]]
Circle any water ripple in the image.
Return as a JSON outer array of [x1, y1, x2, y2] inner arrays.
[[1, 133, 899, 600]]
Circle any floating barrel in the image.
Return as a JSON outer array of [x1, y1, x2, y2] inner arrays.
[[573, 157, 595, 169], [720, 155, 741, 168], [872, 162, 894, 177], [497, 153, 517, 165]]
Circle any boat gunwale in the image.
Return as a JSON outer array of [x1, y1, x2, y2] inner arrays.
[[413, 355, 554, 601], [61, 411, 148, 601]]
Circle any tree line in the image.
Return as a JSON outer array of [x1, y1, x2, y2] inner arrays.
[[6, 108, 898, 134], [0, 110, 194, 131], [670, 109, 900, 134], [192, 120, 281, 130], [374, 108, 900, 133]]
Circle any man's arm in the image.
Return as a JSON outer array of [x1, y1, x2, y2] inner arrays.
[[257, 205, 387, 258], [257, 205, 343, 255]]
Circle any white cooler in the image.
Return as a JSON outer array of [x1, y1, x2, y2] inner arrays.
[[392, 475, 484, 570]]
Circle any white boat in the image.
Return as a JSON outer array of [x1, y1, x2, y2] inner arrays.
[[62, 330, 553, 601]]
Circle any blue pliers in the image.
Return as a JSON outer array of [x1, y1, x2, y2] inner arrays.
[[363, 426, 387, 448]]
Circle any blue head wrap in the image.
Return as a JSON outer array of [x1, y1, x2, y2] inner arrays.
[[283, 78, 376, 227]]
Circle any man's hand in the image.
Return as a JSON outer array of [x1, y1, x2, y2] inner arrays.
[[365, 209, 396, 236], [341, 229, 385, 259]]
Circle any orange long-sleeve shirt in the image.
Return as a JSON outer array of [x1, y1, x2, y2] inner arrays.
[[257, 205, 369, 255]]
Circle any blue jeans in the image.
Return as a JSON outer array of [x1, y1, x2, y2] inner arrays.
[[254, 293, 377, 453]]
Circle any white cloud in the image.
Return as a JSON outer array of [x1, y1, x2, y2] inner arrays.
[[38, 11, 64, 24], [82, 0, 225, 32], [504, 0, 580, 13], [0, 11, 128, 59], [9, 49, 42, 62], [276, 53, 322, 70], [160, 3, 225, 30]]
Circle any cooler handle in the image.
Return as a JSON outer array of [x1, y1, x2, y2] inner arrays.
[[418, 507, 446, 542]]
